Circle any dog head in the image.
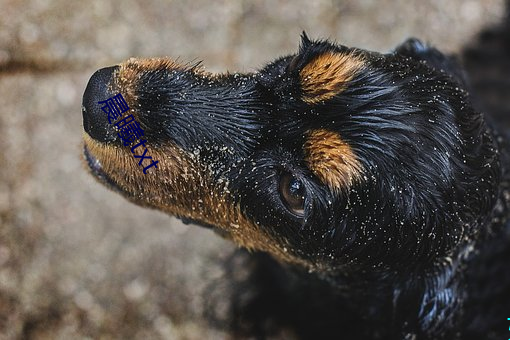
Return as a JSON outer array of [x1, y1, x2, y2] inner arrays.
[[82, 34, 499, 274]]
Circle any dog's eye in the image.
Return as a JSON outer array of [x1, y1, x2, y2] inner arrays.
[[279, 173, 306, 217]]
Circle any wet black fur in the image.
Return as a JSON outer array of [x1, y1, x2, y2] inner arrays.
[[95, 6, 510, 340]]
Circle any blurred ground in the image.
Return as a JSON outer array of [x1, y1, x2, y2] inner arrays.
[[0, 0, 505, 339]]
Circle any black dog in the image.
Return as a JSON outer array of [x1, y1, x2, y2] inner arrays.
[[81, 14, 510, 340]]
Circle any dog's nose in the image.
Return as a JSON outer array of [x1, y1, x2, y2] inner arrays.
[[82, 66, 120, 142]]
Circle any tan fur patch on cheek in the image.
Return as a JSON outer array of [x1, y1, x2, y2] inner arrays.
[[300, 52, 364, 104], [304, 129, 363, 192], [82, 134, 312, 269]]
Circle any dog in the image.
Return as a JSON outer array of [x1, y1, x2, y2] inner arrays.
[[81, 18, 510, 340]]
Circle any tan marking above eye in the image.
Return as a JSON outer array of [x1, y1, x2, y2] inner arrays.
[[299, 51, 365, 104], [304, 129, 363, 192]]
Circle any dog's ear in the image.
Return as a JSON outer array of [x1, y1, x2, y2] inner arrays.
[[394, 38, 468, 87]]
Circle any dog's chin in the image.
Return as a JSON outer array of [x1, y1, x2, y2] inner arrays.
[[83, 144, 128, 196], [83, 144, 232, 239], [176, 216, 228, 234]]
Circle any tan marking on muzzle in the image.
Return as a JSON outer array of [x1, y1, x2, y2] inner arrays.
[[107, 57, 197, 121], [82, 133, 311, 269]]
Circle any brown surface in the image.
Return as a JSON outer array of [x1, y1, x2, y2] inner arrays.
[[300, 50, 365, 104], [0, 0, 505, 339], [304, 129, 363, 192]]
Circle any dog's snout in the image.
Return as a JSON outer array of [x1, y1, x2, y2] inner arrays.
[[82, 66, 120, 142]]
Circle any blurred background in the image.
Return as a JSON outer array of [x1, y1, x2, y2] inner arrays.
[[0, 0, 505, 338]]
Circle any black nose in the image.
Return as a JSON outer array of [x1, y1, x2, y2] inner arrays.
[[82, 66, 120, 142]]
